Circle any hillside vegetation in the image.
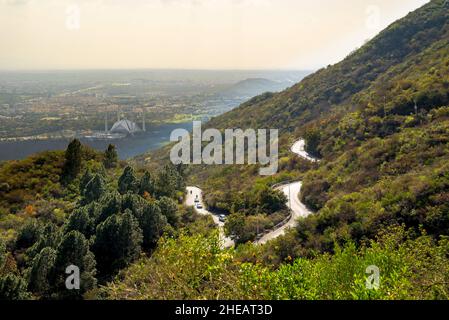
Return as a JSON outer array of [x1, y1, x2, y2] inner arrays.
[[1, 0, 448, 300], [102, 0, 449, 300], [181, 0, 449, 251]]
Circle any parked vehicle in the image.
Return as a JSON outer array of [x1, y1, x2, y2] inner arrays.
[[219, 214, 226, 222]]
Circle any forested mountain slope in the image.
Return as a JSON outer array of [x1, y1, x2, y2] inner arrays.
[[183, 0, 449, 250]]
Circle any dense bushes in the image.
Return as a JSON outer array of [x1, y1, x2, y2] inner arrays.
[[103, 226, 449, 300], [0, 139, 194, 299], [298, 117, 449, 253]]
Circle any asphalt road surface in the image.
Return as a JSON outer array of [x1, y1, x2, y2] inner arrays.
[[256, 139, 317, 244], [185, 138, 317, 247], [291, 139, 320, 162], [185, 186, 235, 248]]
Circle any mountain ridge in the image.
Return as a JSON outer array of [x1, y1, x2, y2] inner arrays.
[[206, 0, 448, 135]]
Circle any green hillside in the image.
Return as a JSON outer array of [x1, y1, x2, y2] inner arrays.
[[1, 0, 448, 300], [180, 0, 449, 252], [105, 0, 449, 299], [207, 0, 448, 134]]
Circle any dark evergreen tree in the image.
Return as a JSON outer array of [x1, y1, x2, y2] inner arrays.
[[118, 166, 138, 195], [82, 174, 106, 204], [0, 274, 30, 300], [79, 168, 93, 194], [157, 196, 179, 226], [64, 207, 96, 238], [53, 231, 97, 298], [15, 219, 42, 251], [26, 223, 61, 262], [138, 203, 167, 250], [121, 193, 145, 216], [92, 211, 143, 276], [61, 139, 82, 183], [27, 247, 56, 296], [154, 165, 184, 198], [96, 191, 122, 224], [139, 171, 155, 196], [103, 144, 118, 169], [119, 193, 166, 249]]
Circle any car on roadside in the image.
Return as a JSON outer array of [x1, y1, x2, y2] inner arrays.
[[219, 214, 226, 222], [196, 204, 203, 209]]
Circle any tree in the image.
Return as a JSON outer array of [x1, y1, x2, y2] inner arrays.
[[258, 187, 287, 214], [138, 203, 167, 250], [121, 192, 146, 216], [61, 139, 82, 183], [103, 144, 118, 169], [79, 168, 93, 194], [15, 219, 42, 251], [96, 191, 122, 224], [52, 231, 96, 298], [224, 212, 247, 243], [26, 223, 61, 262], [304, 129, 321, 157], [82, 174, 106, 204], [139, 171, 155, 196], [154, 165, 184, 198], [120, 193, 167, 250], [0, 274, 30, 300], [27, 247, 56, 296], [64, 207, 96, 238], [92, 211, 142, 276], [118, 166, 138, 195], [157, 196, 179, 226]]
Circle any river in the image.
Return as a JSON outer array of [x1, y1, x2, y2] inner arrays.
[[0, 122, 192, 161]]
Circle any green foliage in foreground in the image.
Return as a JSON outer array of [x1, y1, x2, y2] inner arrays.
[[103, 226, 449, 300]]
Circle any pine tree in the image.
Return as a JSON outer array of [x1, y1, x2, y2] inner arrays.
[[139, 171, 155, 196], [15, 219, 42, 251], [103, 144, 118, 169], [52, 231, 96, 298], [82, 174, 106, 204], [79, 168, 93, 194], [96, 191, 122, 224], [138, 203, 167, 250], [27, 247, 57, 296], [92, 211, 142, 276], [64, 207, 96, 238], [157, 196, 179, 226], [0, 274, 30, 300], [26, 223, 61, 262], [121, 192, 146, 215], [118, 166, 138, 194], [61, 139, 82, 183], [154, 165, 183, 198]]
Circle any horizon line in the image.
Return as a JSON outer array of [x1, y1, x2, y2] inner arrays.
[[0, 67, 318, 73]]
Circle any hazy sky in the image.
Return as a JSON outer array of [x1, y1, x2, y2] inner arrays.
[[0, 0, 429, 70]]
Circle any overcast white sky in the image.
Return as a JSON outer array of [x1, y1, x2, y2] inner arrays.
[[0, 0, 429, 70]]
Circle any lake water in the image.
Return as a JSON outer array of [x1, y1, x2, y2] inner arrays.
[[0, 122, 193, 161]]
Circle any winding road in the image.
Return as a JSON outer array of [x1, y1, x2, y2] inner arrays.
[[291, 139, 320, 163], [185, 139, 317, 247], [256, 181, 311, 244], [185, 186, 235, 248]]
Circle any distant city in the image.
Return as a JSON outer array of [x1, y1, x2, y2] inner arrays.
[[0, 69, 311, 160]]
